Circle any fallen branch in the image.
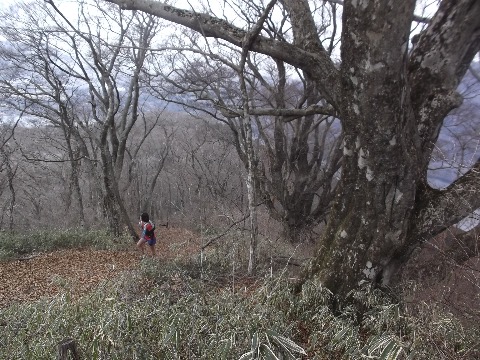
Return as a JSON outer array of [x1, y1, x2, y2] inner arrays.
[[16, 254, 41, 261]]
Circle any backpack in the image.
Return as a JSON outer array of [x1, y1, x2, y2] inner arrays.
[[144, 221, 155, 238]]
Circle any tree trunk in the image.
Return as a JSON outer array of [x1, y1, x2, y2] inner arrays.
[[1, 148, 17, 231], [7, 163, 15, 232], [66, 141, 85, 228], [302, 140, 418, 297], [239, 3, 278, 274], [71, 157, 85, 228], [297, 0, 480, 297], [246, 129, 258, 275], [101, 150, 137, 240], [99, 142, 123, 238], [103, 188, 121, 237]]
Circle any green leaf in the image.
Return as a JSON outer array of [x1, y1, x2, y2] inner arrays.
[[332, 327, 350, 344], [161, 326, 177, 347], [267, 329, 307, 356], [219, 339, 232, 360], [379, 339, 402, 360], [251, 332, 259, 353], [367, 334, 394, 354], [260, 343, 281, 360], [238, 350, 254, 360]]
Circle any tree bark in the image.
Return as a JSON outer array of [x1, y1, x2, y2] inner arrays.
[[1, 147, 17, 231]]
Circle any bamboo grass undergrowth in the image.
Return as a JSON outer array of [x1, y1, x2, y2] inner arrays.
[[0, 231, 478, 359], [0, 229, 130, 260], [1, 256, 479, 359]]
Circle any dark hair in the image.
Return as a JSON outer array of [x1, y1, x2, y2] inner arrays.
[[141, 212, 149, 222]]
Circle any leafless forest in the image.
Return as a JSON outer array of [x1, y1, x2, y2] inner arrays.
[[0, 0, 480, 357], [0, 0, 480, 359]]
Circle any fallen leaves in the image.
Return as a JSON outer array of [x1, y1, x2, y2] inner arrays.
[[0, 227, 203, 308], [0, 249, 140, 307]]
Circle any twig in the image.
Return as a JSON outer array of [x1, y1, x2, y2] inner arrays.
[[201, 213, 250, 250]]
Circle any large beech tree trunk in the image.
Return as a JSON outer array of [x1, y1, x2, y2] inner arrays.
[[302, 1, 420, 296], [299, 0, 480, 297], [105, 0, 480, 297]]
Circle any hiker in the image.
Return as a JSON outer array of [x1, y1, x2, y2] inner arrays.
[[137, 212, 156, 257]]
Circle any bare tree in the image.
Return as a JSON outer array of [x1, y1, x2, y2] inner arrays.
[[165, 117, 245, 226], [0, 8, 88, 226], [0, 117, 19, 227], [251, 64, 343, 243], [0, 0, 166, 237], [0, 143, 17, 230], [145, 21, 343, 243], [105, 0, 480, 297], [125, 113, 174, 216], [47, 0, 161, 238]]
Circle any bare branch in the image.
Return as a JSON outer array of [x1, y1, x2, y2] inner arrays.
[[409, 0, 480, 170], [104, 0, 341, 107], [469, 64, 480, 82], [416, 157, 480, 239], [0, 113, 22, 150], [216, 104, 337, 120], [201, 213, 250, 250]]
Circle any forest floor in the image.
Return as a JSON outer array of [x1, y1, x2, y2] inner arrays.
[[0, 227, 201, 307], [2, 226, 478, 327]]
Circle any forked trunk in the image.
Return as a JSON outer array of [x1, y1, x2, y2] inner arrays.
[[100, 144, 138, 240]]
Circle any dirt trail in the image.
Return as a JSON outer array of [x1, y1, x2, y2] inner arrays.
[[0, 228, 200, 307]]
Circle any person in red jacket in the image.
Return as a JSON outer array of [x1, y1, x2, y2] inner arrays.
[[137, 212, 156, 257]]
